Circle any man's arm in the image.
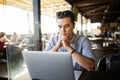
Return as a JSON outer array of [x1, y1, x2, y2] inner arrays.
[[67, 46, 95, 71], [62, 39, 95, 71], [50, 38, 62, 52]]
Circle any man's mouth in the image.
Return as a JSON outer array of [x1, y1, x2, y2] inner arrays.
[[62, 34, 66, 36]]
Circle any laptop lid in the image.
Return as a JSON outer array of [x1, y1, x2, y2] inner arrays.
[[22, 51, 75, 80]]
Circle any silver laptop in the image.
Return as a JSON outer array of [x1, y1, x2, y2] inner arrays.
[[22, 51, 75, 80]]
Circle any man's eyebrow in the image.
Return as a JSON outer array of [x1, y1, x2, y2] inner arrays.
[[58, 25, 61, 26], [57, 23, 70, 27], [64, 24, 70, 26]]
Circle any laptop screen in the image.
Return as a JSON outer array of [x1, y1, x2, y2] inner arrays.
[[22, 51, 76, 80]]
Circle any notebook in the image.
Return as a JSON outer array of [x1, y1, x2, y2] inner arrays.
[[22, 51, 78, 80]]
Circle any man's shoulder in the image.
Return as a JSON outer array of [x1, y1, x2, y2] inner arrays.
[[75, 34, 88, 39], [50, 34, 60, 40]]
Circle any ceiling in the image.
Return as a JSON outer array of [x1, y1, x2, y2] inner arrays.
[[0, 0, 71, 17], [65, 0, 120, 23], [1, 0, 120, 23], [0, 0, 32, 11], [41, 0, 71, 17]]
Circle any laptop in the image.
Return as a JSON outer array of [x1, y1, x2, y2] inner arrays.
[[22, 51, 77, 80]]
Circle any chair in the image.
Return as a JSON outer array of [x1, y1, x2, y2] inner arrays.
[[96, 55, 107, 71], [96, 53, 120, 72]]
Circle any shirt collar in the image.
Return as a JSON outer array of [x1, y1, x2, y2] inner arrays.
[[70, 34, 76, 44]]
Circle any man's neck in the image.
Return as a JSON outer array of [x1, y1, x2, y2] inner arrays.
[[68, 33, 74, 40]]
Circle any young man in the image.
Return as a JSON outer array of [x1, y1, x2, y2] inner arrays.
[[44, 10, 95, 71]]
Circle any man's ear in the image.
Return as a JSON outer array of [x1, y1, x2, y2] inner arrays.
[[73, 23, 75, 29]]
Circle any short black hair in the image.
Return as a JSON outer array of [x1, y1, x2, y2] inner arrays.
[[56, 10, 75, 24]]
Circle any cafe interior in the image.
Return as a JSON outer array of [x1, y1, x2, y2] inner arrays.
[[0, 0, 120, 80]]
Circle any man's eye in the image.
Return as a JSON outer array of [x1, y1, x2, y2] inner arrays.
[[65, 25, 69, 28], [58, 26, 62, 28]]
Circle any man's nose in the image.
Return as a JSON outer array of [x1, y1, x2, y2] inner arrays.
[[61, 27, 65, 32]]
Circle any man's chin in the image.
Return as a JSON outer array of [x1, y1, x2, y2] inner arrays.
[[61, 36, 67, 40]]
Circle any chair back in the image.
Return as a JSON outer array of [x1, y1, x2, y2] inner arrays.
[[96, 55, 107, 71], [96, 53, 120, 72]]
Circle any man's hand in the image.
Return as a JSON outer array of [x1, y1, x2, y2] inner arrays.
[[50, 38, 62, 52], [51, 38, 71, 52], [61, 39, 70, 50], [56, 38, 63, 48]]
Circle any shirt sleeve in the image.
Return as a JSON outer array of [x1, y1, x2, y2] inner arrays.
[[44, 36, 53, 51], [81, 37, 95, 60], [44, 35, 58, 51]]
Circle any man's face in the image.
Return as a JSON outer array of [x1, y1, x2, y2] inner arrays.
[[56, 17, 75, 40]]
